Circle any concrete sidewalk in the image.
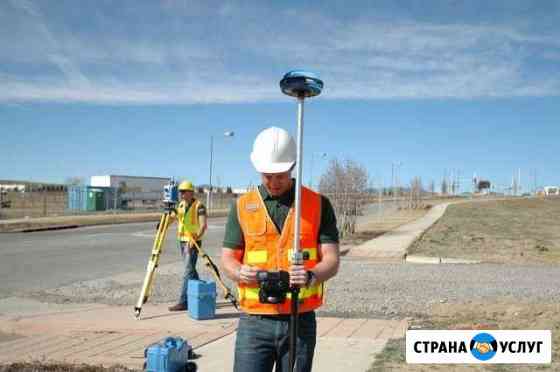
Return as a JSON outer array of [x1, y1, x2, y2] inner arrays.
[[348, 202, 451, 260], [0, 298, 407, 371]]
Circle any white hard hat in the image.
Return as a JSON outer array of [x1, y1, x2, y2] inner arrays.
[[250, 127, 296, 174]]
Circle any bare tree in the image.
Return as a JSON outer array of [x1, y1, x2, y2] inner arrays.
[[429, 180, 435, 195], [319, 158, 368, 238], [409, 176, 423, 208], [441, 178, 448, 195]]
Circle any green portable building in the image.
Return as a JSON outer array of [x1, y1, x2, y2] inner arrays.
[[86, 188, 106, 211]]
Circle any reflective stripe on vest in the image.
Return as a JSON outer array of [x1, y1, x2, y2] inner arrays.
[[236, 186, 323, 315], [246, 248, 318, 270], [239, 284, 323, 301], [178, 199, 200, 241]]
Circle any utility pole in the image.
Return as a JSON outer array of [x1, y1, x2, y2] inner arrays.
[[207, 131, 234, 213], [533, 168, 537, 194], [42, 185, 47, 217], [208, 135, 214, 211], [391, 163, 395, 202], [518, 168, 521, 196], [309, 152, 327, 189], [378, 176, 383, 221], [393, 162, 403, 205], [448, 169, 452, 196]]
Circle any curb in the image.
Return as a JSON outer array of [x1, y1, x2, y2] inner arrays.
[[19, 224, 80, 233], [405, 254, 481, 265], [405, 255, 441, 264]]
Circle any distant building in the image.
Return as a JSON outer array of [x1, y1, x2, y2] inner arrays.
[[232, 187, 250, 194], [0, 184, 25, 192], [90, 175, 172, 208], [90, 175, 170, 192], [0, 180, 65, 192], [544, 186, 560, 196]]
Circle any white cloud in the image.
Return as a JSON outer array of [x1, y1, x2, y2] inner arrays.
[[8, 0, 41, 18], [0, 74, 279, 104], [47, 54, 90, 86], [1, 2, 559, 104]]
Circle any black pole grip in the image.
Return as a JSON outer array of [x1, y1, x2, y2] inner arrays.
[[289, 287, 300, 372]]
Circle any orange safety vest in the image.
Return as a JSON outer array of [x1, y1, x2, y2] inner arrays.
[[236, 186, 323, 315]]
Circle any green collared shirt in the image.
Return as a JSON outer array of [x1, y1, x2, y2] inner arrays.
[[223, 183, 339, 249]]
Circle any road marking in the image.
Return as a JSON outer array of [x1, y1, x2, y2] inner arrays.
[[131, 232, 158, 238]]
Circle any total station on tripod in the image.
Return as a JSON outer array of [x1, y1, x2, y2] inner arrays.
[[255, 251, 310, 304], [162, 179, 179, 209]]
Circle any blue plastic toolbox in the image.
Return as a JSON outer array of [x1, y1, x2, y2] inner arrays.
[[144, 336, 192, 372], [187, 279, 217, 320]]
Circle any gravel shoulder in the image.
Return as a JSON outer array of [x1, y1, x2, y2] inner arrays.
[[321, 259, 560, 319], [20, 258, 560, 321]]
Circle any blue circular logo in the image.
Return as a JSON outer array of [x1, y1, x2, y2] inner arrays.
[[470, 333, 497, 361]]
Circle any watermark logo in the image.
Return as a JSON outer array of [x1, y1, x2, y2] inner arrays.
[[406, 330, 551, 364], [470, 333, 497, 361]]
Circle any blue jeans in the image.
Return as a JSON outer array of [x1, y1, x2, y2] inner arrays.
[[233, 311, 317, 372], [179, 241, 200, 305]]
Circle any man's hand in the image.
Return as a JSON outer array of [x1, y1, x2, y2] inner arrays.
[[289, 264, 307, 287], [238, 265, 258, 284]]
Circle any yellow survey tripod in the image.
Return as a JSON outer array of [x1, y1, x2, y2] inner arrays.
[[134, 182, 238, 319]]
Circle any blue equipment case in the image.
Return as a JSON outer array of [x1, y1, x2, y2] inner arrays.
[[144, 336, 195, 372], [187, 280, 217, 320]]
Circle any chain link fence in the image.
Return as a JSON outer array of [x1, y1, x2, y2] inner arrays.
[[0, 188, 237, 220], [0, 190, 66, 219]]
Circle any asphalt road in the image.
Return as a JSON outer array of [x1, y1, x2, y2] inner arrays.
[[0, 200, 430, 300], [0, 218, 227, 299]]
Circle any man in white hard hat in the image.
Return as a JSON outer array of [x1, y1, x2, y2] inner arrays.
[[167, 180, 207, 312], [221, 127, 340, 372]]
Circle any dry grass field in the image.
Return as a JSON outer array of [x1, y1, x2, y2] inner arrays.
[[409, 197, 560, 264], [369, 301, 560, 371]]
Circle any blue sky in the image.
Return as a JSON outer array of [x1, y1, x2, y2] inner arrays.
[[1, 0, 559, 191]]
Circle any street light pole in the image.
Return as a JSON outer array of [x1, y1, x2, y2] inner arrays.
[[392, 161, 403, 206], [207, 131, 234, 213], [391, 162, 395, 202], [309, 152, 327, 190], [207, 135, 214, 212]]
